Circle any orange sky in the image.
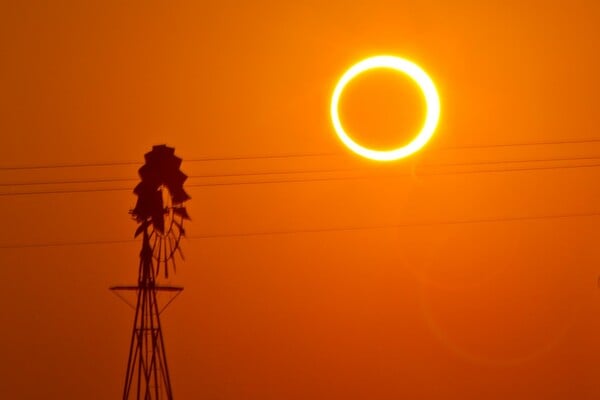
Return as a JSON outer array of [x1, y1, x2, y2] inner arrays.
[[1, 1, 600, 399]]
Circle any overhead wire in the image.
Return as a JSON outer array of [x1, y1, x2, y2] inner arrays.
[[442, 137, 600, 150], [2, 139, 599, 247], [3, 154, 600, 188], [1, 210, 599, 249], [3, 140, 600, 255], [0, 151, 335, 171], [2, 137, 600, 171], [2, 156, 600, 196]]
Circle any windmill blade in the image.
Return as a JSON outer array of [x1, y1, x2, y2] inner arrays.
[[172, 206, 190, 220], [177, 245, 185, 261], [170, 250, 177, 274], [164, 236, 173, 278], [173, 220, 186, 237], [134, 220, 150, 238], [155, 236, 163, 278]]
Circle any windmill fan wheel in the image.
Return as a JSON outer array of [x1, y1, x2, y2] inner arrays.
[[131, 144, 191, 277]]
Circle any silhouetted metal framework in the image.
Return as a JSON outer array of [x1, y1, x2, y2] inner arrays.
[[112, 145, 190, 400]]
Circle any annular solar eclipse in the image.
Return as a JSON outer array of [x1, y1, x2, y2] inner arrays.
[[330, 55, 441, 161]]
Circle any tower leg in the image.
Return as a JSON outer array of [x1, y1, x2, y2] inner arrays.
[[122, 232, 174, 400]]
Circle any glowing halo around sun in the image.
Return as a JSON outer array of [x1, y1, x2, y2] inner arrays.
[[330, 55, 441, 161]]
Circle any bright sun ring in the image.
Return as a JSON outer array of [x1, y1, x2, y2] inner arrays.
[[330, 55, 441, 161]]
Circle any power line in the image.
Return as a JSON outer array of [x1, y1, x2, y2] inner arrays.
[[442, 137, 600, 150], [3, 154, 600, 188], [0, 238, 135, 249], [1, 210, 598, 249], [2, 137, 600, 171], [185, 162, 600, 188], [1, 159, 600, 197], [0, 152, 336, 171], [428, 155, 600, 168], [0, 187, 131, 196], [0, 177, 135, 187], [192, 210, 600, 239]]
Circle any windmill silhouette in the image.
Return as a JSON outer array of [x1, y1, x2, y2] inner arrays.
[[112, 145, 190, 400]]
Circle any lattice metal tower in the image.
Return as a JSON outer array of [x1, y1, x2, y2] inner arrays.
[[112, 145, 191, 400]]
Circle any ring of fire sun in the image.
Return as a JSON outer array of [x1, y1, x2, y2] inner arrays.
[[330, 55, 441, 161]]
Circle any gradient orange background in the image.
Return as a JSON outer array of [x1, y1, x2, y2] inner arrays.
[[1, 1, 600, 398]]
